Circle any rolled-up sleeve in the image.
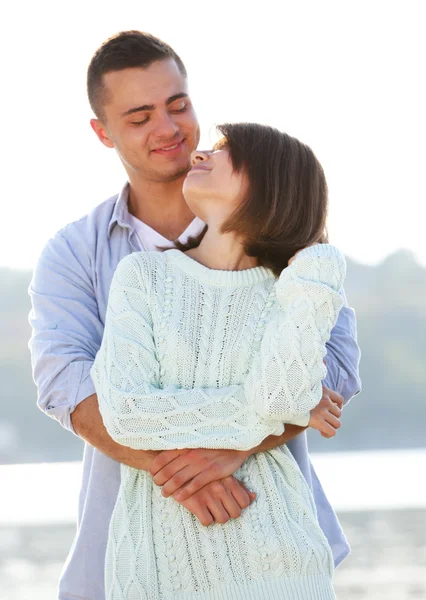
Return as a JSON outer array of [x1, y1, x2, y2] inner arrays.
[[323, 287, 362, 404], [28, 228, 103, 435]]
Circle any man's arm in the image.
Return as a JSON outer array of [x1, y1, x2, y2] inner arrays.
[[28, 230, 257, 526], [323, 287, 362, 404], [28, 229, 156, 467], [71, 394, 159, 469]]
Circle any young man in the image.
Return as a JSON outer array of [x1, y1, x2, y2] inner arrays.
[[29, 31, 361, 600]]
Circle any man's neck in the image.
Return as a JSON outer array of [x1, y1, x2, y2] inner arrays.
[[127, 175, 195, 241]]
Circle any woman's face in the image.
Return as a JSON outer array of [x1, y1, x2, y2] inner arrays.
[[182, 146, 248, 227]]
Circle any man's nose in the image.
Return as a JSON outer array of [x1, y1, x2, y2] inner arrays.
[[155, 112, 179, 139], [190, 150, 210, 166]]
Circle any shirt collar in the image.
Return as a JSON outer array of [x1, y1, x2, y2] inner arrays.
[[107, 181, 205, 243], [107, 182, 132, 238]]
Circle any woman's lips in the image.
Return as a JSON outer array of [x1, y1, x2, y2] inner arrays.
[[187, 166, 211, 173]]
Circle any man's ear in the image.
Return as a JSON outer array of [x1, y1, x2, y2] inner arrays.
[[90, 119, 115, 149]]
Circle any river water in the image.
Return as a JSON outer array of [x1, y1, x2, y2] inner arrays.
[[1, 451, 425, 599]]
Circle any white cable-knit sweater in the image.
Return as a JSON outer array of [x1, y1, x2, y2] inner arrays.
[[91, 244, 346, 600]]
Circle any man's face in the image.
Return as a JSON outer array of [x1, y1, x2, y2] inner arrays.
[[93, 59, 200, 183]]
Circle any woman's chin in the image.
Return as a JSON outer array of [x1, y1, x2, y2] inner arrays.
[[182, 179, 204, 205], [182, 190, 202, 219]]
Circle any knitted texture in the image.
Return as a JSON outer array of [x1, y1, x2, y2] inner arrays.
[[91, 244, 345, 600]]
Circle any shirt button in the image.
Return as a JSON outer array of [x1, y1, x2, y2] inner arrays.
[[174, 583, 181, 590], [172, 569, 178, 577], [263, 563, 270, 571], [165, 277, 173, 283], [261, 552, 268, 559]]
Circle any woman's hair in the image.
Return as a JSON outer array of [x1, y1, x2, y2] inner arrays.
[[176, 123, 329, 277]]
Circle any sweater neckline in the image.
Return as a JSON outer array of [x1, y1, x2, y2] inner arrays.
[[165, 249, 275, 287]]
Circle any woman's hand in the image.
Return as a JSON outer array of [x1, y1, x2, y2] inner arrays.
[[175, 476, 256, 526]]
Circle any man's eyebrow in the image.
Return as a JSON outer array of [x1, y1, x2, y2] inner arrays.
[[122, 104, 155, 117], [166, 93, 189, 106], [122, 93, 189, 117]]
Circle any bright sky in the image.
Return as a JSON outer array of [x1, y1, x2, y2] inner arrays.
[[1, 0, 425, 270]]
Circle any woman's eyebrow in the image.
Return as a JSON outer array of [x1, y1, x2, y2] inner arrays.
[[122, 93, 189, 117]]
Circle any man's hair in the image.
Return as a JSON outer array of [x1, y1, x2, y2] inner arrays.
[[87, 30, 187, 120], [176, 123, 329, 277]]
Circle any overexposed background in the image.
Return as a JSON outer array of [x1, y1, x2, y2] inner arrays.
[[1, 0, 425, 269]]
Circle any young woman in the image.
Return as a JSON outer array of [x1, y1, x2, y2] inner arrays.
[[91, 123, 346, 599]]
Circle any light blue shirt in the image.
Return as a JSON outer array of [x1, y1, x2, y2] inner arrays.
[[29, 184, 361, 600]]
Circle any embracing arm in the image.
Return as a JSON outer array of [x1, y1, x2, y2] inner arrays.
[[323, 287, 362, 404], [28, 231, 102, 433], [28, 230, 159, 469]]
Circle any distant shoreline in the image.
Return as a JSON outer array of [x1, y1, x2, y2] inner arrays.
[[1, 449, 425, 526]]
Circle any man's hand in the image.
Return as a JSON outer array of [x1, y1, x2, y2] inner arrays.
[[176, 475, 256, 526], [149, 448, 250, 502], [149, 422, 308, 502], [309, 385, 343, 438]]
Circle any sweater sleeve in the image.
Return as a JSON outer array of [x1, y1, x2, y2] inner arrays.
[[92, 246, 345, 451], [91, 254, 283, 451], [245, 244, 346, 427]]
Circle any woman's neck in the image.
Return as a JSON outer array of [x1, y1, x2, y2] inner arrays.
[[186, 225, 258, 271]]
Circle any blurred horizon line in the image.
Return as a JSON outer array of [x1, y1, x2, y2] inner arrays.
[[1, 245, 425, 273]]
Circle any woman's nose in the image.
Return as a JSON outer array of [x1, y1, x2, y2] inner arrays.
[[190, 150, 210, 166]]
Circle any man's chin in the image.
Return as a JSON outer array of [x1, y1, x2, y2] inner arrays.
[[159, 164, 191, 183]]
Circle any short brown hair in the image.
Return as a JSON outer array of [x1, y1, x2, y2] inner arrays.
[[87, 30, 187, 120], [177, 123, 329, 277]]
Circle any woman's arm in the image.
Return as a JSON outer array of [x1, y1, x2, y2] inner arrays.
[[91, 254, 281, 451], [246, 244, 346, 426], [92, 246, 345, 452]]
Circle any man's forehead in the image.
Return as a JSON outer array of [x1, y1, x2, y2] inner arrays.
[[104, 61, 189, 108]]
